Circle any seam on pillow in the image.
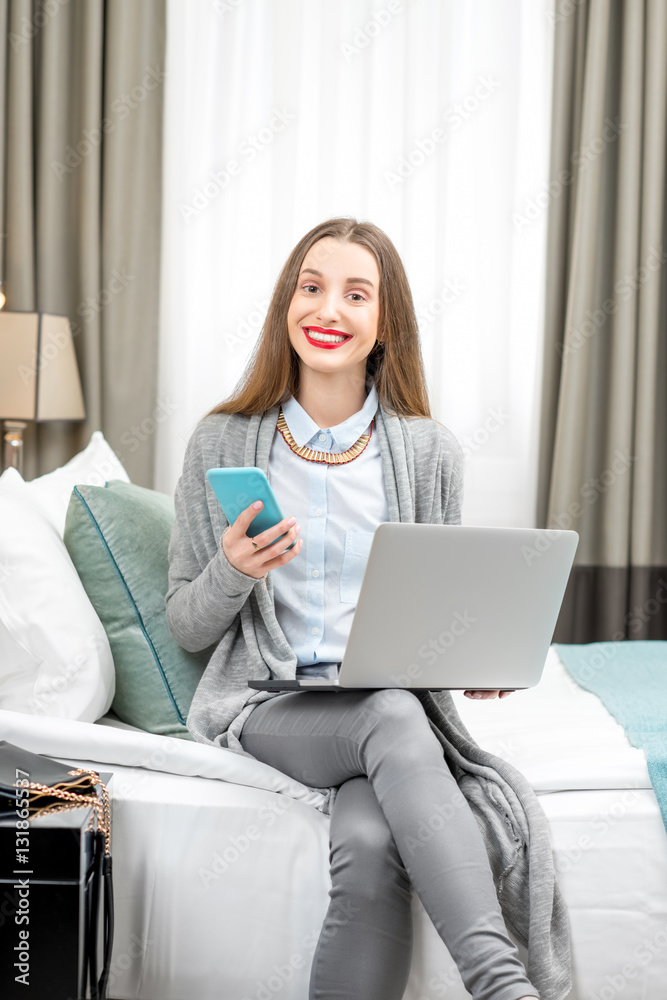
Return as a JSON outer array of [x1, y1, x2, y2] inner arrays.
[[72, 485, 186, 724]]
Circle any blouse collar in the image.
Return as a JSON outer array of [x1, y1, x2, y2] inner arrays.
[[281, 381, 379, 452]]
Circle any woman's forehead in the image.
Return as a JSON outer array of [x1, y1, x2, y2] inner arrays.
[[301, 238, 379, 283]]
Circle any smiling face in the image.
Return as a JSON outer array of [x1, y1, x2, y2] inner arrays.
[[287, 237, 381, 382]]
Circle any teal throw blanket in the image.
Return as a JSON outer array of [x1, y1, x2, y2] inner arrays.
[[554, 641, 667, 831]]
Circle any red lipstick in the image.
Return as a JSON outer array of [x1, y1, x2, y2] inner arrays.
[[302, 326, 352, 350]]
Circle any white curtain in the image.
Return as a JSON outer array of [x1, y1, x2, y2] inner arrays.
[[156, 0, 554, 528]]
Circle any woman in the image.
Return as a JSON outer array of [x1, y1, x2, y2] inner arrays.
[[166, 217, 539, 1000]]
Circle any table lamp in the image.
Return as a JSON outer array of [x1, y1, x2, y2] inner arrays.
[[0, 312, 86, 476]]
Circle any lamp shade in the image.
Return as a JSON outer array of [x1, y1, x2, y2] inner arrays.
[[0, 312, 85, 421]]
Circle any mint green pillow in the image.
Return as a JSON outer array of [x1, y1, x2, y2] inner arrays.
[[64, 480, 209, 737]]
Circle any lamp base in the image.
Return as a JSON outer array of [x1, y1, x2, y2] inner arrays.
[[2, 421, 27, 477]]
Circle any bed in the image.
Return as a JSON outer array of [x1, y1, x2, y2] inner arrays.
[[1, 435, 666, 999], [2, 646, 666, 1000]]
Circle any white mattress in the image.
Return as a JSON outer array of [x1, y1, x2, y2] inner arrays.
[[1, 647, 666, 1000]]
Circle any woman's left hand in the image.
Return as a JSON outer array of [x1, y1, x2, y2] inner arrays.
[[463, 690, 514, 700]]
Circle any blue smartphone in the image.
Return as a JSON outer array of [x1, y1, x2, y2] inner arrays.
[[205, 467, 296, 550]]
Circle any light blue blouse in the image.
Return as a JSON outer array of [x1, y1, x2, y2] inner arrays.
[[268, 384, 389, 678]]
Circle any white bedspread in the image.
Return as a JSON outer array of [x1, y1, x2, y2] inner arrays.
[[450, 646, 652, 792], [1, 647, 665, 1000], [0, 706, 330, 811]]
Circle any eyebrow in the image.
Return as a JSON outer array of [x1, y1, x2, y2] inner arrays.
[[300, 268, 375, 290]]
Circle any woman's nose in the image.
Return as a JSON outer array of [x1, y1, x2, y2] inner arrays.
[[316, 292, 341, 323]]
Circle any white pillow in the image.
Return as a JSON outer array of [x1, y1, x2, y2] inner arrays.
[[0, 431, 130, 537], [0, 488, 115, 721]]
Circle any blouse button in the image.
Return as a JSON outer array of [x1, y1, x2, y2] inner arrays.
[[318, 433, 327, 442], [311, 569, 320, 578], [315, 508, 323, 516], [312, 627, 319, 635]]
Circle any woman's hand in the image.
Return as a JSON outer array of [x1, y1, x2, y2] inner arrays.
[[463, 690, 514, 700], [221, 501, 303, 579]]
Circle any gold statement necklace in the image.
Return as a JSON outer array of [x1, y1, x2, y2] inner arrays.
[[277, 407, 373, 465]]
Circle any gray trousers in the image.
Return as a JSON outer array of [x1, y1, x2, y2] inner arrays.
[[239, 688, 538, 1000]]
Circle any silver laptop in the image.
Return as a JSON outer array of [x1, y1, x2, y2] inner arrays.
[[248, 523, 578, 693]]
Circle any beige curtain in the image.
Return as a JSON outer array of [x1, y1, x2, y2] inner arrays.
[[0, 0, 165, 485], [537, 0, 667, 641]]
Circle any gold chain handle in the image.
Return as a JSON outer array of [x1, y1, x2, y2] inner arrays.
[[26, 768, 111, 855]]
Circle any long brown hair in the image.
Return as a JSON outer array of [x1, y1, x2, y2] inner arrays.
[[208, 217, 431, 418]]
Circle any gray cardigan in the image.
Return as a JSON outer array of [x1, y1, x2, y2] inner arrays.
[[166, 403, 571, 1000]]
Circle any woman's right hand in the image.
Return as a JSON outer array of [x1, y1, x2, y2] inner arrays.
[[221, 501, 303, 579]]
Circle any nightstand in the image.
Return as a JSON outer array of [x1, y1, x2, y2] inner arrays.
[[0, 774, 112, 999]]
